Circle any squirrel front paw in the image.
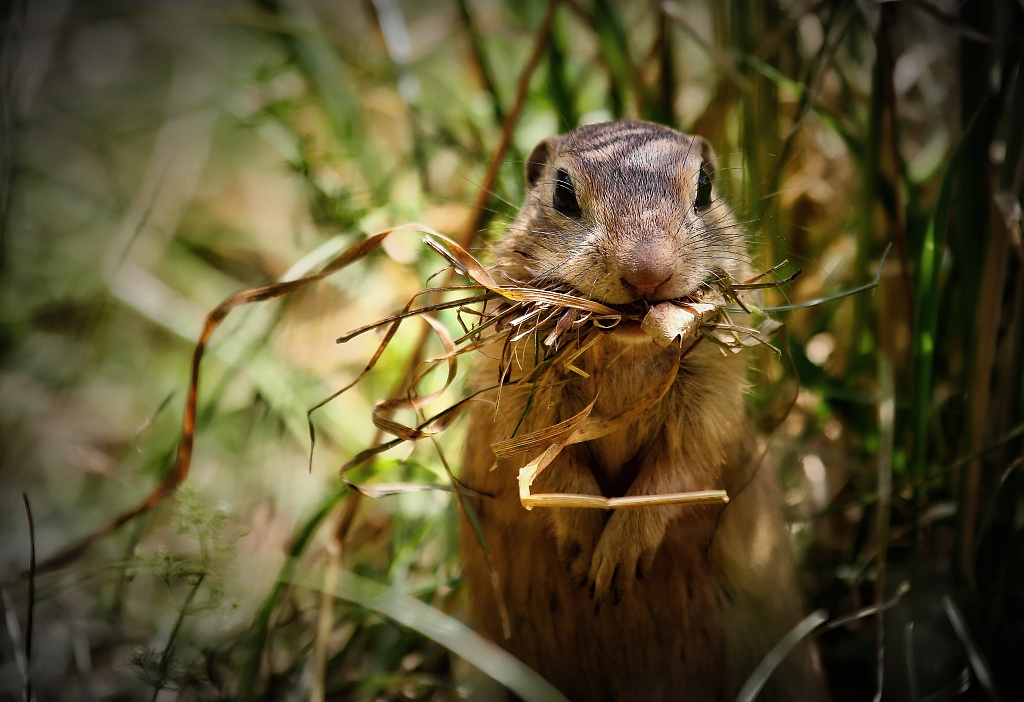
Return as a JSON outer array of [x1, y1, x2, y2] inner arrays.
[[552, 507, 606, 582], [586, 508, 667, 607]]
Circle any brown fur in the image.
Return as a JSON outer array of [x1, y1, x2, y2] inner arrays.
[[458, 122, 827, 701]]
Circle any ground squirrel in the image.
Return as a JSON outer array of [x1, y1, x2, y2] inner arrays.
[[459, 121, 827, 701]]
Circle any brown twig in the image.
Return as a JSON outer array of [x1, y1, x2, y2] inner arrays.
[[458, 0, 560, 247], [455, 0, 506, 126]]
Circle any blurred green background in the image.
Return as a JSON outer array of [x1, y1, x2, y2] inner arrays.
[[1, 0, 1022, 699]]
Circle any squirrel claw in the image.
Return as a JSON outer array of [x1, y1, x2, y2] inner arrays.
[[587, 510, 664, 603]]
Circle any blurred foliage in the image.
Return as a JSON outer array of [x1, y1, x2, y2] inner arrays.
[[1, 0, 1023, 700]]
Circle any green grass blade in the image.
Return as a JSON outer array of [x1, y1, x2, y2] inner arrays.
[[998, 43, 1024, 191], [734, 609, 828, 702], [909, 104, 985, 541], [456, 0, 507, 127], [285, 566, 570, 702], [236, 487, 348, 702], [590, 0, 635, 117], [546, 15, 578, 131], [729, 243, 891, 314], [741, 54, 860, 160]]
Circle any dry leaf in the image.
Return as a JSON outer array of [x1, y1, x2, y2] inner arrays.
[[641, 301, 720, 347]]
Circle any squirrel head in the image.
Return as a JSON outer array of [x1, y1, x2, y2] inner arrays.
[[498, 120, 745, 306]]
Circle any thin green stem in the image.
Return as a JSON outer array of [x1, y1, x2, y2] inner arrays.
[[151, 573, 205, 702]]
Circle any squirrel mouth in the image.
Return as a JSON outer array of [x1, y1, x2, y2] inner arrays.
[[493, 271, 723, 348], [586, 294, 709, 322]]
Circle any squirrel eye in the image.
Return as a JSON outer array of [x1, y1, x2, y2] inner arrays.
[[553, 169, 581, 217], [694, 165, 712, 211]]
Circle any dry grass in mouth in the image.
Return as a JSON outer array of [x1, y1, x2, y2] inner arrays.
[[331, 226, 798, 511]]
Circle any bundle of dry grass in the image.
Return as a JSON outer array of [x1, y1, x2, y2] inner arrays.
[[330, 227, 799, 511]]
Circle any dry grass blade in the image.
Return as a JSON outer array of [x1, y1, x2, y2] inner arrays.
[[502, 288, 618, 314], [309, 295, 420, 471], [568, 343, 683, 444], [559, 332, 605, 376], [335, 292, 495, 344], [602, 491, 728, 508], [544, 308, 579, 347], [370, 414, 434, 442], [730, 267, 803, 291], [705, 324, 781, 354], [517, 398, 597, 510], [369, 316, 460, 441], [512, 351, 729, 511], [492, 410, 594, 460], [339, 383, 507, 475], [348, 482, 454, 499], [739, 259, 792, 286], [425, 233, 618, 315], [523, 490, 729, 510]]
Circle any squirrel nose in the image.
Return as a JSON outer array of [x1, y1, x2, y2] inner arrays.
[[618, 239, 676, 299], [620, 270, 673, 299]]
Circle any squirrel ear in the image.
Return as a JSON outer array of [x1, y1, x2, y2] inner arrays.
[[525, 137, 555, 188], [692, 136, 716, 182]]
